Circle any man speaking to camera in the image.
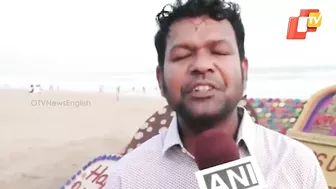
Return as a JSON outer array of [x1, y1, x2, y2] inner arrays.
[[105, 0, 328, 188]]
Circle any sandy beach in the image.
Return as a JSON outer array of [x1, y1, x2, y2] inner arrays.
[[0, 89, 167, 189]]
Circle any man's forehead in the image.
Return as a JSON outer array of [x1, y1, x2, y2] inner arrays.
[[169, 16, 227, 33], [176, 16, 216, 25], [167, 16, 235, 46]]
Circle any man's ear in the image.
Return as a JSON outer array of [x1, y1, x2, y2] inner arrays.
[[156, 66, 165, 97], [241, 58, 248, 90]]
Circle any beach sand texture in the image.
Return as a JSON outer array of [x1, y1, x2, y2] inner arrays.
[[0, 89, 167, 189]]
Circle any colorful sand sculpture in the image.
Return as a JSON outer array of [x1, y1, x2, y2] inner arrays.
[[288, 85, 336, 188], [61, 85, 336, 189], [248, 97, 306, 134]]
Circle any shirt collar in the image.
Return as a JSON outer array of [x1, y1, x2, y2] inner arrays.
[[236, 108, 256, 155], [162, 108, 256, 156], [162, 115, 182, 154]]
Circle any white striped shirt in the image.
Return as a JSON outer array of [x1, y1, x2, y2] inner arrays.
[[105, 109, 328, 189]]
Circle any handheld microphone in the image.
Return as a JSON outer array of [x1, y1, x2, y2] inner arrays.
[[194, 129, 267, 189]]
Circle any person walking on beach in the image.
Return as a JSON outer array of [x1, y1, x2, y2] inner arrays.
[[116, 86, 120, 101], [106, 0, 328, 188], [29, 84, 34, 93], [99, 85, 104, 92], [36, 84, 43, 94]]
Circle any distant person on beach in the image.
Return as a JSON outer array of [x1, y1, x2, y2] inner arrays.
[[29, 84, 34, 93], [142, 86, 145, 94], [99, 85, 104, 92], [116, 86, 120, 101], [29, 84, 42, 94], [106, 0, 328, 188], [36, 84, 42, 94]]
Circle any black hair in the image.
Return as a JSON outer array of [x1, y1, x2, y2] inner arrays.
[[154, 0, 246, 68]]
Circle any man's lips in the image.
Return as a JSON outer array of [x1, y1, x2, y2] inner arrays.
[[189, 88, 216, 98], [186, 81, 219, 94], [185, 81, 220, 99]]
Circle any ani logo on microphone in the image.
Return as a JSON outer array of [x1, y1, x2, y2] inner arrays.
[[286, 9, 322, 40], [195, 156, 266, 189]]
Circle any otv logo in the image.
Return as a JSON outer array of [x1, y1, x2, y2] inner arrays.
[[286, 9, 322, 40]]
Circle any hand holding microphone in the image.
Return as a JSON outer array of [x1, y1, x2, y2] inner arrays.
[[194, 129, 267, 189]]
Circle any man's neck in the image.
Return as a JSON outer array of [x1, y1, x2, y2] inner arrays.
[[178, 108, 240, 157]]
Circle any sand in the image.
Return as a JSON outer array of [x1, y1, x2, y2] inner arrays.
[[0, 89, 167, 189]]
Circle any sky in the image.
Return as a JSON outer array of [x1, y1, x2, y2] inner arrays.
[[0, 0, 335, 78]]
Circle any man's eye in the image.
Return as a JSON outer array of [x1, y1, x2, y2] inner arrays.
[[172, 54, 191, 61], [212, 51, 229, 55]]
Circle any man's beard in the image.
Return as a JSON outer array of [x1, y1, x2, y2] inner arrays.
[[162, 81, 237, 134]]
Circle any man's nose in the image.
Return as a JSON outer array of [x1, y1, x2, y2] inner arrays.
[[189, 54, 215, 75]]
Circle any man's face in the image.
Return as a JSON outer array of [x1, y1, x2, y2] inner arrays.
[[157, 16, 248, 131]]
